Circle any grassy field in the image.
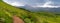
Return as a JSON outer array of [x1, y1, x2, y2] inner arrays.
[[0, 0, 60, 23]]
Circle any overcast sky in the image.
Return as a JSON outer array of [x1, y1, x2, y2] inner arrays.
[[3, 0, 60, 8]]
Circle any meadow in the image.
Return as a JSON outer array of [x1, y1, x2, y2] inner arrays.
[[0, 0, 60, 23]]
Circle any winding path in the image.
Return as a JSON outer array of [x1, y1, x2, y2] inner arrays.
[[13, 16, 24, 23]]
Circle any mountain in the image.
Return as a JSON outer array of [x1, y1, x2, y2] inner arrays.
[[19, 5, 41, 12], [19, 5, 60, 12], [48, 8, 60, 12]]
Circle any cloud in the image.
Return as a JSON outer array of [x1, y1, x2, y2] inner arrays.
[[3, 0, 25, 6], [32, 0, 60, 8], [3, 0, 45, 6], [10, 2, 25, 6], [3, 0, 60, 8]]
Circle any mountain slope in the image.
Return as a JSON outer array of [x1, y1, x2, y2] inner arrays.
[[0, 0, 30, 23], [0, 0, 60, 23]]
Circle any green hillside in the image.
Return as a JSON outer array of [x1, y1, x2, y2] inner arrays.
[[0, 0, 60, 23]]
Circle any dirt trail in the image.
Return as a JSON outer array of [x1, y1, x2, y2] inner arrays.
[[13, 16, 24, 23]]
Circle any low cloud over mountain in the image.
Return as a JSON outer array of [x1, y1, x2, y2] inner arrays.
[[3, 0, 60, 12]]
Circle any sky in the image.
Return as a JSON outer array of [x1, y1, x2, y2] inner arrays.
[[3, 0, 60, 8]]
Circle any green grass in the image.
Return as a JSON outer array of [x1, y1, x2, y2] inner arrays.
[[0, 0, 60, 23]]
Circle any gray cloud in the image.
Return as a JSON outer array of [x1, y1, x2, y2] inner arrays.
[[3, 0, 60, 8]]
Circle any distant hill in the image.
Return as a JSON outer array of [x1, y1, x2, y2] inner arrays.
[[19, 4, 60, 12]]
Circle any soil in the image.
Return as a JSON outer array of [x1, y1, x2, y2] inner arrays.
[[13, 16, 24, 23]]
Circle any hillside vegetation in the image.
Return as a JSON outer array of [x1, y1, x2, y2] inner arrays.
[[0, 0, 60, 23]]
